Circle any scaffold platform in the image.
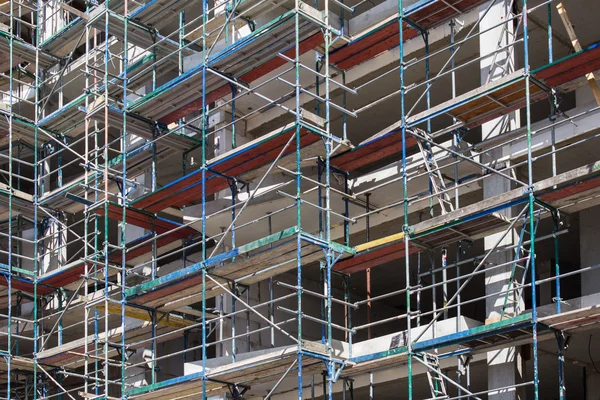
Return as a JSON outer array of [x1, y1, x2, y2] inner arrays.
[[126, 229, 354, 311], [332, 42, 600, 175], [132, 122, 348, 213], [132, 8, 327, 122], [127, 343, 329, 400], [330, 0, 487, 70]]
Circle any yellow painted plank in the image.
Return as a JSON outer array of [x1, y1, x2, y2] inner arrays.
[[59, 3, 89, 20], [95, 302, 198, 329], [557, 2, 600, 105], [355, 232, 404, 253]]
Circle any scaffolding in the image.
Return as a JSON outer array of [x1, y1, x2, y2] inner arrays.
[[1, 0, 600, 398]]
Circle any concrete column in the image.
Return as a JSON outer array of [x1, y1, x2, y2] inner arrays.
[[120, 132, 151, 272], [580, 206, 600, 301], [210, 100, 250, 203], [125, 348, 151, 388], [125, 170, 149, 243], [40, 0, 67, 43], [579, 205, 600, 397], [40, 212, 66, 275], [217, 292, 234, 359], [479, 1, 524, 399], [20, 228, 35, 273]]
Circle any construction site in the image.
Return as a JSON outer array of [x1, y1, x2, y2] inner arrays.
[[3, 0, 600, 398]]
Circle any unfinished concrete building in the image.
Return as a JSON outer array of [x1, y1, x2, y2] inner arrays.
[[2, 0, 600, 398]]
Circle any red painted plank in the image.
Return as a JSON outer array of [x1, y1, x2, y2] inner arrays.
[[0, 276, 53, 295], [335, 242, 404, 271], [133, 172, 213, 211], [40, 263, 87, 288], [337, 249, 404, 274], [95, 204, 197, 239], [540, 175, 600, 203], [336, 25, 421, 70], [1, 262, 91, 293], [136, 128, 319, 213], [212, 129, 304, 176], [105, 210, 186, 237], [135, 127, 299, 210], [148, 176, 230, 212], [536, 45, 600, 87], [146, 131, 318, 212], [332, 132, 417, 172], [331, 0, 487, 70], [217, 130, 318, 177], [109, 235, 181, 263], [330, 22, 400, 66], [131, 273, 202, 305]]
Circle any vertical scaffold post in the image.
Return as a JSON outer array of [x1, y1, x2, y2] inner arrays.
[[103, 0, 111, 395], [232, 282, 237, 362], [33, 0, 41, 396], [268, 213, 275, 347], [556, 331, 566, 400], [121, 0, 130, 395], [399, 0, 412, 398], [324, 0, 335, 394], [553, 211, 561, 314], [423, 29, 434, 218], [522, 0, 539, 398], [7, 0, 14, 395], [365, 191, 372, 339], [83, 7, 91, 396], [294, 0, 304, 395], [201, 0, 209, 396]]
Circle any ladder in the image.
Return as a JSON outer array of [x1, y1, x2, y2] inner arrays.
[[485, 0, 519, 85], [415, 128, 454, 215], [500, 210, 541, 319], [423, 353, 449, 399]]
